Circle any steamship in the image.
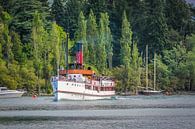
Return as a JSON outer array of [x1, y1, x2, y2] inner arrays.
[[51, 42, 115, 101]]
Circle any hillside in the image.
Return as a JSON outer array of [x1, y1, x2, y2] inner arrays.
[[0, 0, 195, 94]]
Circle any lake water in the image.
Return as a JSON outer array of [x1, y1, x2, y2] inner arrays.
[[0, 95, 195, 129]]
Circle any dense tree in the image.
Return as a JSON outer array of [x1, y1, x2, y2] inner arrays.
[[131, 42, 142, 93], [102, 12, 113, 69], [51, 0, 86, 47], [120, 11, 132, 67], [19, 61, 38, 94], [49, 22, 66, 76], [0, 13, 13, 65], [0, 0, 195, 94], [85, 0, 107, 20], [86, 9, 98, 66], [8, 0, 44, 43], [163, 45, 189, 91], [96, 13, 107, 73], [75, 11, 89, 64], [118, 11, 132, 93], [51, 0, 65, 29], [187, 35, 195, 90], [165, 0, 193, 40], [31, 11, 47, 94], [10, 31, 23, 62], [0, 0, 12, 13], [143, 0, 168, 56]]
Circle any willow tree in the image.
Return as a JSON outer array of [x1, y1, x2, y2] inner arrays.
[[119, 11, 133, 93], [87, 9, 98, 66], [75, 11, 88, 64]]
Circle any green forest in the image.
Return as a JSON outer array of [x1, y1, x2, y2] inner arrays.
[[0, 0, 195, 95]]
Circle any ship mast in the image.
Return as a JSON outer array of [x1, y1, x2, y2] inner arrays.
[[154, 52, 156, 91], [66, 33, 69, 76], [146, 45, 148, 91]]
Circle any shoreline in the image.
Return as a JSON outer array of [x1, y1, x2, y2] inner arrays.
[[116, 91, 195, 96], [22, 91, 195, 97]]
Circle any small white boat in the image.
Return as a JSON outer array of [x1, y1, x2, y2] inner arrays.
[[0, 87, 24, 98]]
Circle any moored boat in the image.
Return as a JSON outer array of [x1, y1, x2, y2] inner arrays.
[[138, 90, 161, 95], [138, 45, 162, 95], [0, 87, 24, 98]]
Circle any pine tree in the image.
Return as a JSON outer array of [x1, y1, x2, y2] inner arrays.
[[165, 0, 192, 39], [87, 9, 98, 66], [52, 0, 85, 39], [51, 0, 65, 29], [144, 0, 168, 56], [38, 0, 52, 29], [75, 11, 88, 64], [9, 0, 44, 43], [85, 0, 107, 20], [64, 0, 84, 38]]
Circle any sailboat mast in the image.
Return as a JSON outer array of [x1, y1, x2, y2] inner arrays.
[[154, 52, 156, 91], [66, 33, 69, 76], [146, 45, 148, 91]]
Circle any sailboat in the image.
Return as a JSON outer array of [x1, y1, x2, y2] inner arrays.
[[139, 45, 161, 95]]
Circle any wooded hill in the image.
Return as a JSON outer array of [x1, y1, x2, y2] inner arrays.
[[0, 0, 195, 94]]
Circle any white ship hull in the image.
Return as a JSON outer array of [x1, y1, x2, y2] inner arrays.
[[0, 90, 24, 98], [52, 80, 115, 101]]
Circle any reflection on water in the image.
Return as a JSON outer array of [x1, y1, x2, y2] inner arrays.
[[0, 95, 195, 129]]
